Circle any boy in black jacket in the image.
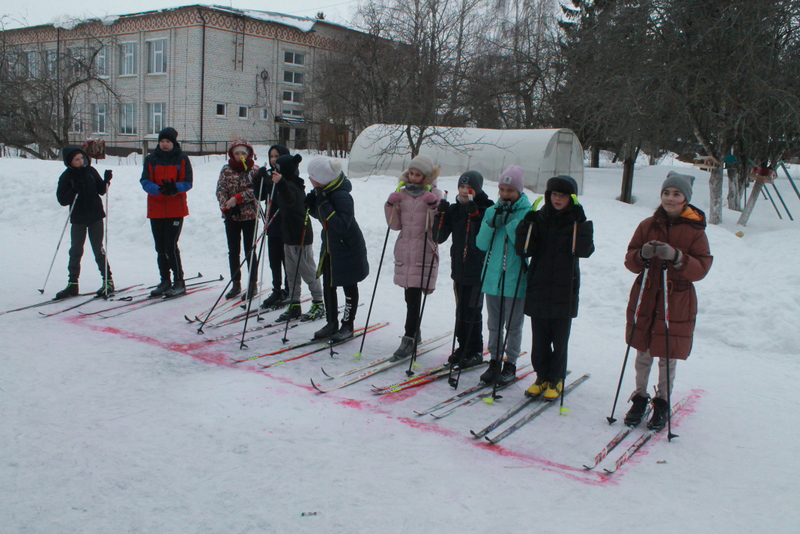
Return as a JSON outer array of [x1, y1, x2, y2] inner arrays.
[[55, 147, 113, 299], [267, 153, 324, 321], [435, 171, 494, 368], [515, 175, 594, 400]]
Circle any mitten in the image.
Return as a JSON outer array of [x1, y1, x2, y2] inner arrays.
[[655, 242, 680, 262], [305, 191, 317, 210], [523, 210, 536, 223], [103, 170, 112, 184], [640, 241, 658, 260], [387, 192, 403, 205], [465, 200, 479, 217], [437, 198, 450, 213], [421, 191, 438, 206]]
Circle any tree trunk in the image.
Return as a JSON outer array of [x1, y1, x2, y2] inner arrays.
[[620, 157, 635, 204], [591, 146, 600, 168], [708, 164, 724, 224], [726, 165, 743, 212]]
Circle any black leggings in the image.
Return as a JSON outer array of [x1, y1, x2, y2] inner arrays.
[[267, 234, 286, 291], [68, 219, 110, 282], [224, 218, 258, 283], [404, 287, 423, 338], [321, 257, 358, 326], [150, 218, 184, 281]]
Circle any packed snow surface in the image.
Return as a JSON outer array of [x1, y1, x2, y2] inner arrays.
[[1, 150, 799, 532]]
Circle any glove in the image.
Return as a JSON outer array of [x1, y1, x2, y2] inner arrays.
[[103, 170, 112, 184], [159, 179, 178, 196], [655, 242, 681, 262], [421, 191, 438, 206], [437, 198, 450, 213], [640, 241, 658, 260], [524, 210, 536, 223], [255, 167, 269, 180], [305, 191, 317, 211], [465, 200, 479, 217], [387, 192, 403, 205]]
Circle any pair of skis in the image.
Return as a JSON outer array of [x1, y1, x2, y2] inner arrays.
[[370, 350, 490, 395], [311, 332, 453, 393], [37, 284, 143, 317], [469, 373, 591, 444], [586, 397, 688, 474]]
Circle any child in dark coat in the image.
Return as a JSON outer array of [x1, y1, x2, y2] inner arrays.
[[305, 157, 369, 341], [435, 171, 493, 368], [515, 175, 594, 400], [55, 146, 113, 299]]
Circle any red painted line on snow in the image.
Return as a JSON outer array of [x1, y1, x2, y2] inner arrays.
[[66, 313, 703, 486]]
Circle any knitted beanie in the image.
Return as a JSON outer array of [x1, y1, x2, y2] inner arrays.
[[458, 170, 484, 194], [499, 165, 525, 194], [409, 154, 434, 176], [307, 156, 342, 186], [546, 175, 578, 196], [662, 171, 695, 203], [158, 127, 178, 143]]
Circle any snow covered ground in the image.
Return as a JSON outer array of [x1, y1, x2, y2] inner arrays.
[[2, 149, 799, 533]]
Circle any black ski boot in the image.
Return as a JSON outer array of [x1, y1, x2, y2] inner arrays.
[[225, 281, 242, 300], [331, 322, 354, 342], [55, 281, 79, 300], [647, 397, 670, 431], [498, 362, 516, 385], [479, 359, 501, 384], [313, 322, 339, 340], [624, 394, 650, 427], [459, 351, 484, 369], [150, 279, 171, 297], [96, 278, 114, 297], [447, 347, 464, 367], [165, 279, 186, 298], [261, 289, 287, 310], [390, 331, 421, 361]]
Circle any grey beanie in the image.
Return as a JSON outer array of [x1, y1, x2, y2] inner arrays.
[[662, 171, 695, 203], [408, 154, 435, 176], [458, 170, 484, 194]]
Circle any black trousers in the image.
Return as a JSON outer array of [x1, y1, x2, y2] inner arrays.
[[150, 218, 184, 282], [267, 234, 286, 291], [530, 317, 572, 381], [404, 287, 423, 338], [224, 218, 258, 284], [320, 256, 358, 326], [68, 219, 110, 282], [454, 282, 483, 354]]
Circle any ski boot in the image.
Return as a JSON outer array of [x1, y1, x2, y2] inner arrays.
[[96, 279, 115, 297], [543, 378, 563, 401], [165, 279, 186, 298], [55, 281, 79, 300], [150, 279, 171, 297], [525, 376, 548, 397], [647, 397, 670, 431], [225, 281, 242, 300], [624, 394, 651, 427]]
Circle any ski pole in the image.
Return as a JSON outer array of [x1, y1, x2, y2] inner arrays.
[[663, 261, 678, 441], [102, 176, 110, 297], [356, 203, 395, 358], [488, 233, 509, 400], [39, 202, 75, 294], [559, 221, 578, 413], [282, 208, 310, 343], [407, 203, 443, 376], [238, 172, 270, 347], [446, 203, 471, 387], [607, 259, 651, 424]]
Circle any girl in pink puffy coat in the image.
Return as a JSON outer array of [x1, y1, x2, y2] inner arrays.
[[384, 154, 443, 360]]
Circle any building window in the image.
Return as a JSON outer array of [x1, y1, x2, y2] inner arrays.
[[282, 91, 303, 104], [282, 109, 304, 117], [91, 104, 108, 134], [25, 51, 37, 78], [118, 103, 137, 134], [69, 104, 83, 133], [284, 51, 304, 66], [147, 103, 166, 135], [283, 70, 304, 84], [147, 39, 167, 74], [93, 46, 108, 77], [260, 109, 270, 120], [216, 103, 226, 117], [69, 48, 84, 75], [119, 43, 137, 75], [238, 106, 248, 119], [45, 50, 58, 79]]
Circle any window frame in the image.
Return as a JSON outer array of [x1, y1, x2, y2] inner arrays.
[[215, 103, 227, 118], [91, 103, 109, 134], [118, 42, 138, 76], [118, 102, 138, 135], [146, 102, 167, 135], [284, 51, 305, 66], [146, 39, 167, 74]]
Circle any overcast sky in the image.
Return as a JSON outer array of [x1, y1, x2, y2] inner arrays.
[[1, 1, 361, 30]]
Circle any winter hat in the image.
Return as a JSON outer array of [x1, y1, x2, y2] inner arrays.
[[62, 146, 88, 167], [662, 171, 695, 203], [158, 127, 178, 144], [458, 170, 484, 194], [307, 156, 342, 186], [275, 153, 303, 178], [498, 165, 525, 194], [546, 175, 578, 196], [228, 137, 253, 159], [408, 154, 435, 176]]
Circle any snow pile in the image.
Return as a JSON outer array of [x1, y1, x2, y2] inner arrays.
[[1, 152, 799, 532]]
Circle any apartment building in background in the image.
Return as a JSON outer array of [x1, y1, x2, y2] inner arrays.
[[1, 5, 358, 154]]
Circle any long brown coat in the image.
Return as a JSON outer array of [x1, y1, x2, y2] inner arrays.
[[624, 205, 713, 360]]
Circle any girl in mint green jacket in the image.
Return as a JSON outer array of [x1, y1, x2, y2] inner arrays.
[[475, 165, 531, 385]]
